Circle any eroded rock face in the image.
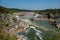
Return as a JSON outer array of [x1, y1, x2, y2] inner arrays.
[[3, 19, 30, 40], [56, 23, 60, 28], [51, 17, 60, 28]]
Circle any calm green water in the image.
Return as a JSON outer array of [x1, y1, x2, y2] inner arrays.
[[32, 20, 60, 40]]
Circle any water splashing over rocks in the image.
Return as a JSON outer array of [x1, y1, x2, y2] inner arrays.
[[17, 25, 43, 40]]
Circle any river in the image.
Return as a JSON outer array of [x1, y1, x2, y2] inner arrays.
[[15, 15, 60, 40]]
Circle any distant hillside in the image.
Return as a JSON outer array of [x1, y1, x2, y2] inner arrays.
[[0, 6, 60, 14], [0, 6, 33, 14]]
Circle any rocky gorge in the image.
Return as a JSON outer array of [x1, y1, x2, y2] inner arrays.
[[0, 6, 60, 40]]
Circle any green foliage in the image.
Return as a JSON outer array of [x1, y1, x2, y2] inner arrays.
[[13, 17, 17, 22], [0, 6, 9, 13], [49, 33, 60, 40], [0, 6, 60, 14], [0, 33, 17, 40], [0, 23, 16, 40], [0, 6, 15, 14], [5, 23, 9, 27], [0, 6, 33, 14], [0, 25, 3, 32]]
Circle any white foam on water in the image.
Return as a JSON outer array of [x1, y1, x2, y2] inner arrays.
[[39, 36, 43, 40], [30, 26, 42, 33], [34, 37, 37, 40], [22, 37, 28, 40], [15, 15, 20, 21], [30, 26, 43, 40], [25, 26, 43, 40]]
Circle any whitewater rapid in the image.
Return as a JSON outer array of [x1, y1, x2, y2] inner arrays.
[[21, 26, 43, 40]]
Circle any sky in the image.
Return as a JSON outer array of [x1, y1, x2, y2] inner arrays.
[[0, 0, 60, 10]]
